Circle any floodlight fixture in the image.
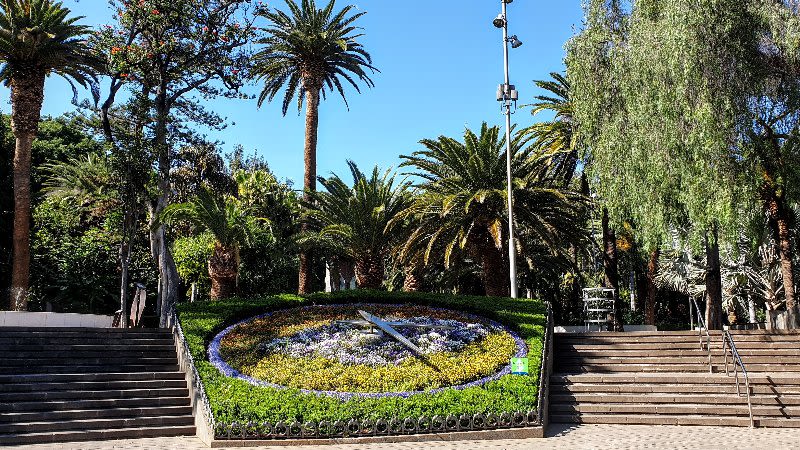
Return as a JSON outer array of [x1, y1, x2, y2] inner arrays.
[[493, 13, 505, 28], [509, 35, 523, 48]]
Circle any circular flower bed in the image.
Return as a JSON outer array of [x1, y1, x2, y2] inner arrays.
[[210, 303, 526, 398]]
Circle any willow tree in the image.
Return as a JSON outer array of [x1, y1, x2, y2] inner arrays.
[[567, 0, 758, 329]]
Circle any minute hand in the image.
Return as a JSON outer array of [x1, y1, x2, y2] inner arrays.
[[358, 310, 423, 355]]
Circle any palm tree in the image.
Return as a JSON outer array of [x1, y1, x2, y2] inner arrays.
[[159, 187, 263, 300], [303, 161, 411, 289], [396, 123, 588, 297], [0, 0, 102, 310], [252, 0, 378, 294], [524, 72, 580, 186]]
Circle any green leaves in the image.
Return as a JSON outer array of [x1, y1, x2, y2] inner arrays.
[[252, 0, 378, 114]]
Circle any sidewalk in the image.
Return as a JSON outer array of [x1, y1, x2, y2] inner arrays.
[[8, 423, 800, 450]]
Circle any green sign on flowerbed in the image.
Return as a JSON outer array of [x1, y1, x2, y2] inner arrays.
[[176, 290, 546, 430]]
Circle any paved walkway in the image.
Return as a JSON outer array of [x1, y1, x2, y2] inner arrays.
[[10, 424, 800, 450]]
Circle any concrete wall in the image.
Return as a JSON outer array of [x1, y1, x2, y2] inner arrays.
[[0, 311, 114, 328]]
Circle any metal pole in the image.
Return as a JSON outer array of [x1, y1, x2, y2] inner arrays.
[[501, 0, 518, 298]]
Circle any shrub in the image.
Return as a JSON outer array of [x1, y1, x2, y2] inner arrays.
[[176, 290, 546, 425]]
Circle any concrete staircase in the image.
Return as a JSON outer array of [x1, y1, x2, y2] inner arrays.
[[0, 327, 196, 445], [551, 330, 800, 427]]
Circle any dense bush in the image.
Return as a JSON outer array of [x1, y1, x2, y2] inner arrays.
[[176, 291, 546, 425]]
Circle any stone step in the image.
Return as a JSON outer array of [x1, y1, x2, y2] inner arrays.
[[0, 371, 186, 385], [0, 338, 174, 347], [550, 402, 798, 416], [554, 349, 800, 357], [0, 414, 194, 435], [0, 328, 171, 337], [0, 350, 176, 359], [555, 364, 716, 373], [0, 364, 180, 375], [550, 393, 800, 405], [0, 396, 191, 412], [549, 413, 756, 427], [0, 388, 190, 403], [551, 373, 800, 384], [0, 379, 187, 393], [557, 356, 800, 365], [0, 357, 178, 367], [0, 405, 193, 423], [1, 344, 176, 353], [551, 383, 800, 396], [0, 425, 196, 445]]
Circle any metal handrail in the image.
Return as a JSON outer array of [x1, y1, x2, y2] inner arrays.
[[722, 330, 754, 428], [690, 297, 712, 373], [535, 301, 554, 426]]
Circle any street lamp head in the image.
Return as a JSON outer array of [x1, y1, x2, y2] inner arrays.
[[492, 13, 505, 28], [509, 35, 523, 48]]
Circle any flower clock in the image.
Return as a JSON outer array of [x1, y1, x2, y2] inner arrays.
[[209, 304, 527, 398]]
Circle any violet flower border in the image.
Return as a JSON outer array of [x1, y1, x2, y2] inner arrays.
[[208, 303, 528, 400]]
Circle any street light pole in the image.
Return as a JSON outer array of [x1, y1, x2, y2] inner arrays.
[[496, 0, 519, 298]]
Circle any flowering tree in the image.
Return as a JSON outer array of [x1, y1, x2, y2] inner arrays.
[[94, 0, 258, 326]]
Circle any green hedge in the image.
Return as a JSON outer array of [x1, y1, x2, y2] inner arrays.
[[177, 290, 546, 425]]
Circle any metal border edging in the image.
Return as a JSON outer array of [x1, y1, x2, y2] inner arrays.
[[536, 301, 554, 430], [169, 307, 215, 447]]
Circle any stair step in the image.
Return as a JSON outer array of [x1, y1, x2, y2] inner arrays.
[[0, 405, 193, 423], [0, 425, 196, 445], [0, 415, 194, 434], [1, 357, 178, 367], [549, 413, 754, 427], [550, 383, 800, 396], [0, 365, 180, 375], [0, 371, 186, 384], [0, 379, 187, 393], [0, 350, 176, 359], [0, 396, 191, 412], [0, 388, 190, 403], [551, 393, 800, 405], [550, 403, 797, 416]]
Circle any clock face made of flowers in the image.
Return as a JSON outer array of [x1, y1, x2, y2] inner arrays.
[[209, 304, 527, 399]]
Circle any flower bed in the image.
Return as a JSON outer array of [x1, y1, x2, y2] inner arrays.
[[210, 304, 525, 395], [176, 291, 546, 434]]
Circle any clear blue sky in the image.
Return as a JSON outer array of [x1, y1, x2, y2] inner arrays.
[[0, 0, 584, 187]]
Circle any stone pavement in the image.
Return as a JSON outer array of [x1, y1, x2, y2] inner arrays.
[[8, 424, 800, 450]]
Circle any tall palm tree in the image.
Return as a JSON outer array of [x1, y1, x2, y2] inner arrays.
[[159, 187, 262, 300], [396, 123, 588, 297], [524, 72, 580, 186], [0, 0, 102, 310], [252, 0, 378, 294], [303, 161, 411, 289]]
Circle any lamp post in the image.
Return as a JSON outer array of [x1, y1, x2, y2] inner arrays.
[[494, 0, 522, 298]]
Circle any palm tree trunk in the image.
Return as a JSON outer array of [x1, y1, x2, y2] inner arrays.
[[705, 226, 724, 330], [602, 208, 623, 331], [355, 254, 384, 290], [299, 86, 321, 295], [479, 237, 509, 297], [403, 263, 422, 292], [209, 243, 239, 299], [766, 191, 798, 329], [645, 248, 659, 326], [9, 73, 46, 310]]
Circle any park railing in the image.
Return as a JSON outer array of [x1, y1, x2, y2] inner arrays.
[[722, 330, 754, 428], [690, 297, 713, 373]]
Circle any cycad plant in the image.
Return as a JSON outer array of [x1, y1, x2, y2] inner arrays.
[[0, 0, 103, 309], [253, 0, 378, 293], [159, 187, 263, 299], [397, 123, 588, 297], [303, 161, 411, 289]]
